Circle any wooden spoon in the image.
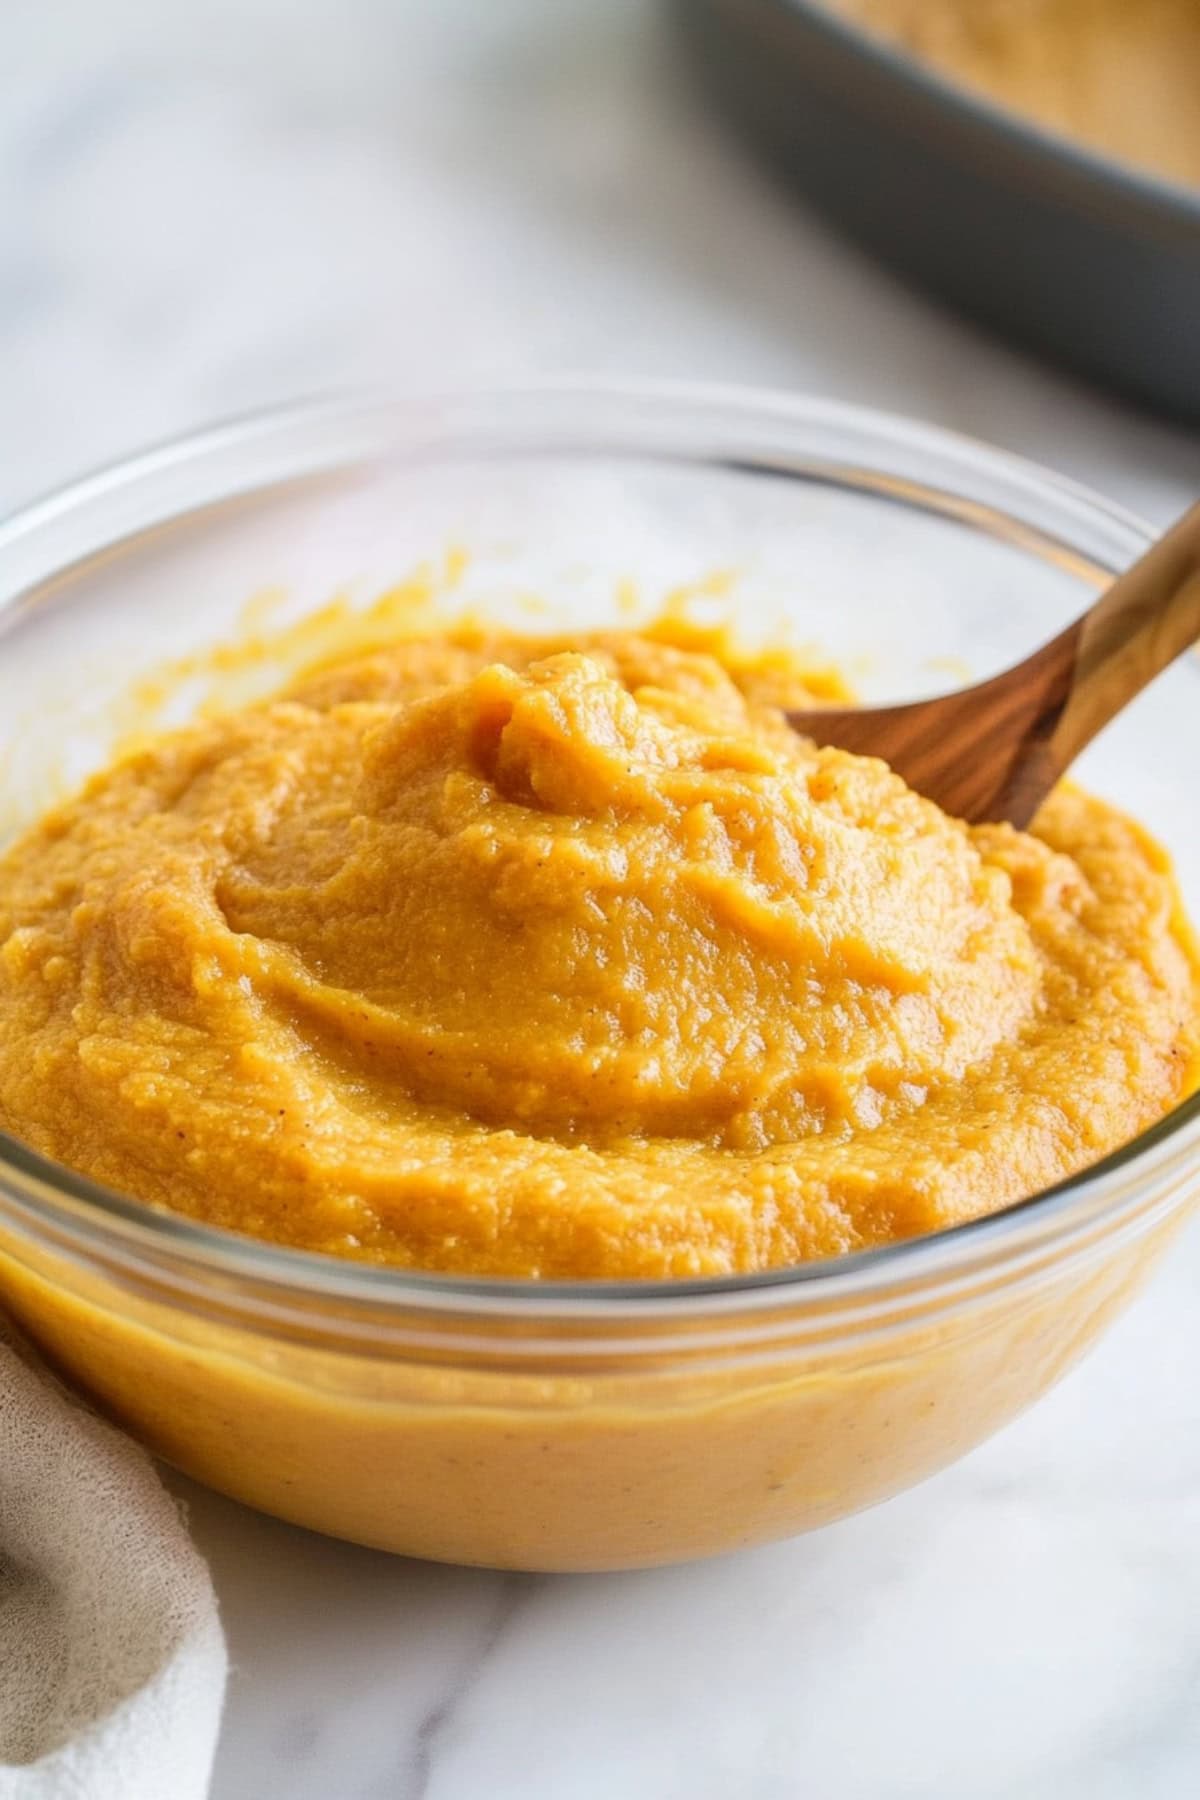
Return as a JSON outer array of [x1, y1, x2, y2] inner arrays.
[[788, 499, 1200, 828]]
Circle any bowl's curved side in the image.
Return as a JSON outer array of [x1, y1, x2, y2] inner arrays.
[[0, 380, 1193, 1323], [1, 1170, 1191, 1567], [0, 382, 1197, 1563], [680, 0, 1200, 420]]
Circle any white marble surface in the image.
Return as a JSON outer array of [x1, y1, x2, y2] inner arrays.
[[5, 3, 1200, 1795]]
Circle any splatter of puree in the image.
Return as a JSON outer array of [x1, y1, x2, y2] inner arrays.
[[0, 623, 1196, 1278]]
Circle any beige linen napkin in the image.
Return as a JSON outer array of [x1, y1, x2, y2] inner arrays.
[[0, 1319, 226, 1799]]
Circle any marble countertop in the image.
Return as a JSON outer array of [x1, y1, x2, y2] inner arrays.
[[6, 3, 1200, 1795]]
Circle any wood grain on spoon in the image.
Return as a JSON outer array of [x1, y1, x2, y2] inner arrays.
[[788, 499, 1200, 828]]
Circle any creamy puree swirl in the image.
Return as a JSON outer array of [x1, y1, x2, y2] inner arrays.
[[0, 626, 1196, 1277]]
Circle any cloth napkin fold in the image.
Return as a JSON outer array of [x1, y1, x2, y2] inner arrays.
[[0, 1318, 226, 1799]]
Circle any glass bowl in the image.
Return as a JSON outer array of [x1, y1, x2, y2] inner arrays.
[[0, 382, 1196, 1572]]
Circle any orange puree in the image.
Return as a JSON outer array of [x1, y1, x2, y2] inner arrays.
[[834, 0, 1200, 192], [0, 623, 1196, 1281]]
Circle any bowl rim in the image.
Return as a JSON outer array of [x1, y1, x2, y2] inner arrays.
[[762, 0, 1200, 223], [1, 376, 1198, 1321]]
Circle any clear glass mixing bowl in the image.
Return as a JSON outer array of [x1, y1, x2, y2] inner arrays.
[[0, 383, 1196, 1570]]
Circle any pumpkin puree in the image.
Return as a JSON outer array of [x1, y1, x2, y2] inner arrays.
[[834, 1, 1200, 192], [0, 623, 1196, 1279]]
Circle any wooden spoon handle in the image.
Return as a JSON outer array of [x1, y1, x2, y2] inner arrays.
[[786, 497, 1200, 829], [1048, 498, 1200, 772]]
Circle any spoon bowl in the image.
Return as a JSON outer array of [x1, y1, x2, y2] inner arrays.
[[789, 499, 1200, 826]]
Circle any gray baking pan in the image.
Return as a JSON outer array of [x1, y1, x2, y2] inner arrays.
[[680, 0, 1200, 420]]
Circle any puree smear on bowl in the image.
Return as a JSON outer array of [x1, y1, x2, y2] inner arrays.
[[0, 625, 1196, 1278]]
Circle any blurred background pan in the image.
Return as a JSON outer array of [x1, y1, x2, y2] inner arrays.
[[680, 0, 1200, 421]]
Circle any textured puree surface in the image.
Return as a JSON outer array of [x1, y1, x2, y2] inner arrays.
[[0, 623, 1197, 1278]]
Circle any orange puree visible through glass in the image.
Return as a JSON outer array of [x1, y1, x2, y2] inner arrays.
[[0, 623, 1197, 1279]]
